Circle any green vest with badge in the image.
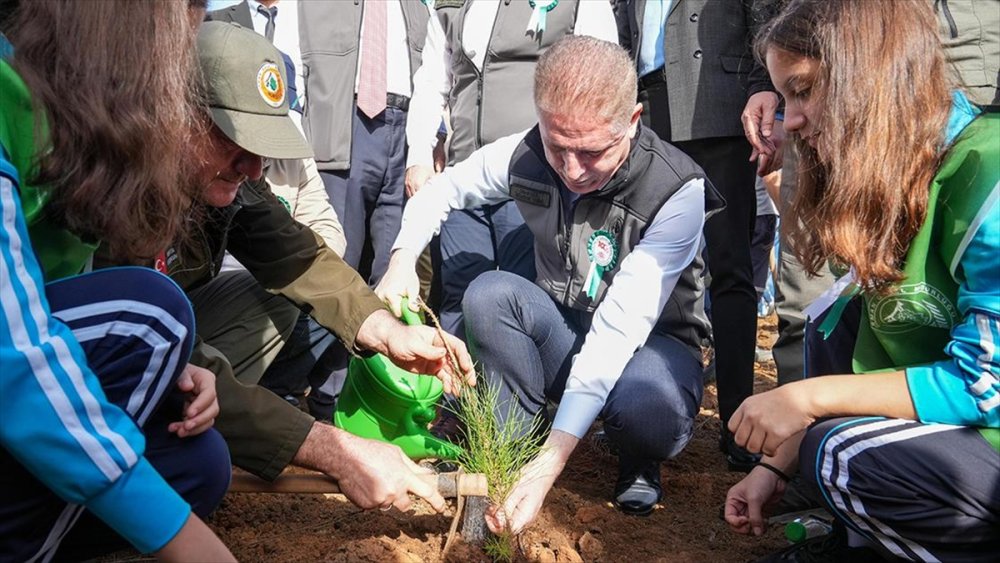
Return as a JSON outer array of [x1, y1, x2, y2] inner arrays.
[[0, 60, 96, 281]]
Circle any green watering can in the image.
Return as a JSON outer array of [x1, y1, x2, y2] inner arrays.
[[333, 299, 463, 460]]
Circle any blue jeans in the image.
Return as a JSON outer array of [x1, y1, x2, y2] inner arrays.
[[439, 201, 535, 337], [463, 271, 703, 464]]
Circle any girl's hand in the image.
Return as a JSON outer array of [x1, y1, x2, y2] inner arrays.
[[728, 382, 817, 456], [724, 465, 787, 536], [168, 364, 219, 437]]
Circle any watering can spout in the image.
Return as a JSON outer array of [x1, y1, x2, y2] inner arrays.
[[333, 298, 463, 460]]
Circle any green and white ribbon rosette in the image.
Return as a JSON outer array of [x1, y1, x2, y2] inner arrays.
[[583, 229, 618, 300], [527, 0, 559, 34]]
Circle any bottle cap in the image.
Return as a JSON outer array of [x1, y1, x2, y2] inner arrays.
[[785, 521, 807, 543]]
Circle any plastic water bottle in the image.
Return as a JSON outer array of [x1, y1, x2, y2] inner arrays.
[[784, 515, 834, 543]]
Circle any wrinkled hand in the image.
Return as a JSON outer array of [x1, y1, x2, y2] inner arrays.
[[304, 424, 447, 512], [168, 364, 219, 438], [375, 250, 422, 318], [728, 383, 815, 456], [741, 91, 784, 176], [486, 447, 564, 534], [724, 466, 786, 536], [385, 324, 476, 396], [405, 164, 436, 198]]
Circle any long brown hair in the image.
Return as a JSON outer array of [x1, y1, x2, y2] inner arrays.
[[759, 0, 953, 292], [5, 0, 202, 262]]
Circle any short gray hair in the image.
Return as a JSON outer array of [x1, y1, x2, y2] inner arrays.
[[534, 36, 637, 132]]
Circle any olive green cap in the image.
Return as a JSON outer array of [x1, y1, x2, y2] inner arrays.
[[197, 21, 312, 160]]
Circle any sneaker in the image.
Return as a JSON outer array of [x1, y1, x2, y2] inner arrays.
[[720, 428, 761, 472], [613, 459, 662, 516], [753, 526, 887, 563]]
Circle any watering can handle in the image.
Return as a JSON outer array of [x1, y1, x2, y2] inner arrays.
[[398, 297, 423, 327]]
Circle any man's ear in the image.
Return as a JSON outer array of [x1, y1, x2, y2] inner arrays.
[[628, 102, 643, 137]]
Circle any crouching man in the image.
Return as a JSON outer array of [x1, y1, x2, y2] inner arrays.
[[100, 21, 475, 513], [377, 36, 722, 530]]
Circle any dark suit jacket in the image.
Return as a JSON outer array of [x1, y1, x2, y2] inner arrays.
[[206, 0, 254, 27], [615, 0, 766, 141]]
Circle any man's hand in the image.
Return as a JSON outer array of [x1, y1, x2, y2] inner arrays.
[[405, 164, 436, 198], [375, 249, 422, 318], [385, 324, 476, 395], [741, 91, 784, 176], [357, 308, 476, 395], [724, 465, 787, 536], [728, 382, 816, 456], [168, 364, 219, 438], [486, 430, 577, 534], [293, 422, 447, 512]]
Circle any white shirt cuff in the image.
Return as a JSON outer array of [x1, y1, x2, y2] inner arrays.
[[551, 392, 605, 439]]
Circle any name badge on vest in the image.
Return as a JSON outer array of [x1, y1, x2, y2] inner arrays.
[[510, 183, 552, 207], [583, 229, 618, 300]]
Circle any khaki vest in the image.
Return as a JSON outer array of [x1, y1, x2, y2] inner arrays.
[[447, 0, 580, 163]]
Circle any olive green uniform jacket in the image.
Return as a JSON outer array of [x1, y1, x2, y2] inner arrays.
[[98, 179, 384, 480]]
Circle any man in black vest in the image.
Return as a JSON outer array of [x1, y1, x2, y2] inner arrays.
[[378, 36, 722, 530]]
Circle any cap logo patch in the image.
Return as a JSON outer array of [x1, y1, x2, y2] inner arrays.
[[256, 62, 285, 108]]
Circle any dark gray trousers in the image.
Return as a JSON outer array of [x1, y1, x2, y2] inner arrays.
[[802, 417, 1000, 562]]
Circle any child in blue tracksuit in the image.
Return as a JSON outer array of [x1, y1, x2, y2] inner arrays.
[[0, 2, 232, 560]]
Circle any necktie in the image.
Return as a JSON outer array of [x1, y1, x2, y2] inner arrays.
[[257, 4, 277, 43], [357, 0, 387, 119]]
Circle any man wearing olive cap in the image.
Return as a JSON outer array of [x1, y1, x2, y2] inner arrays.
[[99, 21, 476, 513]]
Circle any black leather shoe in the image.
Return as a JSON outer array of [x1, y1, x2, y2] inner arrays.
[[720, 429, 761, 472], [613, 459, 662, 516]]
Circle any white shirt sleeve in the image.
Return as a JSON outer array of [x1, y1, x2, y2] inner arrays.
[[574, 0, 620, 42], [405, 13, 451, 170], [552, 179, 707, 438], [392, 130, 529, 254]]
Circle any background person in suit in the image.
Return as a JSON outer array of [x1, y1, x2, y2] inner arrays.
[[614, 0, 764, 473]]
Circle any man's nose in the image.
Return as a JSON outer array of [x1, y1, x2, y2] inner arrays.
[[562, 151, 586, 179], [235, 151, 264, 180]]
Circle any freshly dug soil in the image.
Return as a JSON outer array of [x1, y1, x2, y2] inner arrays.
[[105, 316, 789, 563]]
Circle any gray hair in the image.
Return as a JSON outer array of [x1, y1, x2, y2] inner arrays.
[[534, 36, 638, 132]]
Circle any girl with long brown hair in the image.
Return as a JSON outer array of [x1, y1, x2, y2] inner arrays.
[[722, 0, 999, 560], [0, 1, 233, 560]]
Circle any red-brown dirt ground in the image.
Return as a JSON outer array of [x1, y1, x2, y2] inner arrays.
[[102, 316, 789, 563]]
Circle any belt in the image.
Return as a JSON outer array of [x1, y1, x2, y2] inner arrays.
[[639, 68, 666, 90], [355, 93, 410, 112], [386, 92, 410, 111]]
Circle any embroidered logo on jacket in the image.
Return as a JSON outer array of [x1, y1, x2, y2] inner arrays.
[[868, 282, 959, 334]]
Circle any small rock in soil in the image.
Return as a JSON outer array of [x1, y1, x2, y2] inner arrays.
[[575, 505, 603, 524], [557, 546, 584, 563], [578, 531, 604, 560]]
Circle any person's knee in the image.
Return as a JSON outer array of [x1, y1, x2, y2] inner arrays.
[[181, 429, 232, 518], [462, 271, 522, 333], [605, 380, 699, 460]]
